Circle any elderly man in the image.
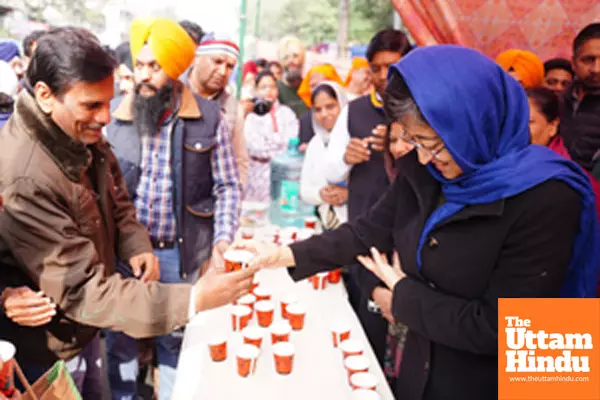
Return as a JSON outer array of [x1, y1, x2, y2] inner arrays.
[[0, 27, 255, 398], [105, 19, 243, 399], [277, 36, 309, 118], [185, 32, 249, 186]]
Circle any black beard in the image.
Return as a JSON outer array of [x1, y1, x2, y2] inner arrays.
[[133, 82, 175, 135]]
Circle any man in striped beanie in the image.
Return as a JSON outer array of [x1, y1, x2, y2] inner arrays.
[[186, 32, 249, 186]]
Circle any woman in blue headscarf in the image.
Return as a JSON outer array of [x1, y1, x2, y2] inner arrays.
[[234, 46, 599, 399]]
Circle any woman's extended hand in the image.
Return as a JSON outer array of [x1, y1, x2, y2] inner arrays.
[[357, 248, 406, 290], [232, 240, 296, 269]]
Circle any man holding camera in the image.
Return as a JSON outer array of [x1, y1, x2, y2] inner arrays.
[[186, 32, 249, 187], [105, 19, 242, 399]]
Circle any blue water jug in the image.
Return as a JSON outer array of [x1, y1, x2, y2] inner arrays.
[[269, 137, 314, 227]]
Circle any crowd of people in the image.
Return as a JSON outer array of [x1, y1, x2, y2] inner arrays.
[[0, 15, 598, 400]]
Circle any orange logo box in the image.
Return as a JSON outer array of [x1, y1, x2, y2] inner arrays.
[[499, 298, 600, 400]]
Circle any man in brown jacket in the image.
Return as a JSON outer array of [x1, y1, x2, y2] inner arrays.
[[0, 27, 256, 395]]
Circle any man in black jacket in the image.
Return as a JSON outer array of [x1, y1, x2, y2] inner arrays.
[[561, 23, 600, 171]]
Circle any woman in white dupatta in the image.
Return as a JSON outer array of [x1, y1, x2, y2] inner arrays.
[[244, 71, 299, 203], [300, 81, 349, 230]]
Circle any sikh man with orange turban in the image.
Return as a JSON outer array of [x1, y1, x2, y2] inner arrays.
[[105, 18, 244, 400], [496, 49, 545, 88]]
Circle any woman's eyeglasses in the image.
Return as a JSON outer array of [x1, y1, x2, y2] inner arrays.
[[398, 129, 446, 160]]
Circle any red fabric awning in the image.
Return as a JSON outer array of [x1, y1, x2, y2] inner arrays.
[[392, 0, 600, 60]]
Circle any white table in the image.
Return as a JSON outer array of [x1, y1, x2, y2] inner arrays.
[[172, 267, 395, 400]]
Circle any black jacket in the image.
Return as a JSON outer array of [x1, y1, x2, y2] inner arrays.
[[289, 152, 581, 399], [560, 83, 600, 171]]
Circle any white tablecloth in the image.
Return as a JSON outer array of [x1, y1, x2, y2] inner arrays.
[[172, 267, 395, 400]]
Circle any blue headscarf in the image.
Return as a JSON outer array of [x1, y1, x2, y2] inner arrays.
[[0, 42, 20, 62], [390, 45, 600, 297]]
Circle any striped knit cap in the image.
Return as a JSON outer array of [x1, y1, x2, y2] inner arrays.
[[196, 32, 239, 59]]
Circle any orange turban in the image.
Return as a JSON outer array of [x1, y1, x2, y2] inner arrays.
[[495, 49, 544, 88], [297, 64, 344, 107], [130, 18, 196, 80], [344, 57, 370, 87]]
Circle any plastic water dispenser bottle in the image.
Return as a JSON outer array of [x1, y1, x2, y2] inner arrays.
[[269, 137, 314, 227]]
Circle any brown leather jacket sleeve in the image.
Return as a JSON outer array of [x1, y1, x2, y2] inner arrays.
[[1, 178, 191, 338], [106, 150, 153, 261]]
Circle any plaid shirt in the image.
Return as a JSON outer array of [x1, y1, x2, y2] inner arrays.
[[135, 113, 241, 245], [134, 117, 177, 242], [211, 115, 242, 244]]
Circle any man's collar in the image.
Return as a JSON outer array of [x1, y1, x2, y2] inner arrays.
[[570, 79, 600, 102], [14, 90, 95, 182], [112, 83, 202, 122]]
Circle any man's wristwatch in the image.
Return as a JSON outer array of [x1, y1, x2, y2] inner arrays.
[[367, 299, 381, 314]]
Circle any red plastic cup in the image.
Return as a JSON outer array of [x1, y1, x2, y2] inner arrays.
[[253, 285, 272, 302], [286, 303, 306, 331], [340, 339, 365, 359], [224, 249, 254, 272], [240, 227, 254, 240], [236, 344, 259, 378], [312, 272, 328, 290], [350, 372, 378, 391], [280, 294, 298, 319], [255, 300, 275, 328], [237, 293, 257, 310], [207, 336, 227, 362], [231, 305, 253, 332], [328, 268, 342, 284], [242, 326, 264, 349], [0, 341, 16, 395], [304, 216, 317, 229], [273, 342, 295, 375], [331, 321, 351, 347], [345, 355, 370, 383], [270, 321, 292, 344]]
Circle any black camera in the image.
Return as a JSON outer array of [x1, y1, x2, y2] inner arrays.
[[252, 97, 273, 116]]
